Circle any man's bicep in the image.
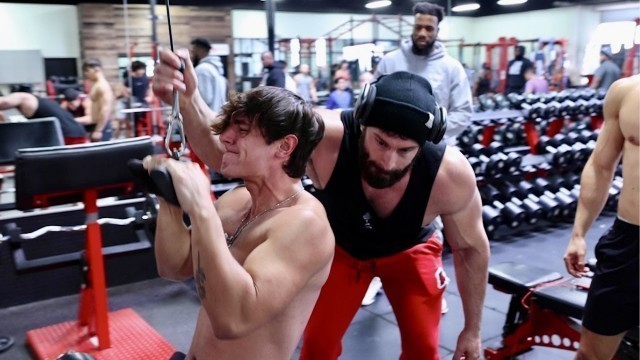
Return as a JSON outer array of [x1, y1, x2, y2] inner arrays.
[[442, 189, 486, 251]]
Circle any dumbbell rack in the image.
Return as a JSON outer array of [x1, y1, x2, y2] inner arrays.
[[462, 89, 611, 239]]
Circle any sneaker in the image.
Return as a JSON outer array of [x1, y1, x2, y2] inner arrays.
[[361, 277, 383, 306], [441, 298, 449, 314]]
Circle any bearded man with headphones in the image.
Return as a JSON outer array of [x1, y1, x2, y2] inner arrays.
[[300, 71, 489, 360]]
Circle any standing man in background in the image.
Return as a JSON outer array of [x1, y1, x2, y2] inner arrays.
[[564, 75, 639, 360], [81, 59, 114, 141], [505, 45, 533, 95], [374, 1, 473, 146], [294, 64, 318, 104], [590, 48, 620, 93], [191, 38, 227, 112], [260, 51, 285, 88], [371, 0, 474, 309]]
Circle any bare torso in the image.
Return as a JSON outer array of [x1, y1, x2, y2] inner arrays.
[[617, 76, 640, 225], [89, 78, 113, 125], [186, 188, 332, 360]]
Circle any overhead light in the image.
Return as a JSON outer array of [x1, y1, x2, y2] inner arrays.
[[497, 0, 528, 5], [452, 3, 480, 12], [365, 0, 392, 9]]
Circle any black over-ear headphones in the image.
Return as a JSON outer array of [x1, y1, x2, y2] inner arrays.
[[353, 80, 447, 144]]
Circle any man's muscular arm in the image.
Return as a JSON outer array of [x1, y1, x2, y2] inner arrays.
[[153, 48, 225, 170], [564, 79, 625, 276], [439, 148, 490, 360]]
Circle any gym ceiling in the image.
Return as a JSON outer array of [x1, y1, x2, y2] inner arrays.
[[12, 0, 633, 17]]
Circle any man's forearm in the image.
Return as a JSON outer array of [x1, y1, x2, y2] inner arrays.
[[453, 244, 489, 332], [180, 91, 221, 169], [572, 160, 615, 237]]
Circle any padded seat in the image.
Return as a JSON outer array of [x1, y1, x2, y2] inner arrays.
[[14, 137, 154, 210], [0, 117, 64, 166], [489, 262, 563, 295]]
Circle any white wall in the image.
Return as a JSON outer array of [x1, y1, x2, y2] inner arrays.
[[232, 10, 417, 40], [0, 3, 80, 58]]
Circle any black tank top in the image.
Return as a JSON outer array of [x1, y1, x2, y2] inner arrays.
[[31, 97, 87, 138], [314, 110, 445, 260]]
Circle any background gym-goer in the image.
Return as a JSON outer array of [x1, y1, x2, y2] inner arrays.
[[191, 38, 227, 112], [523, 67, 549, 95], [325, 78, 353, 110], [374, 2, 473, 146], [150, 48, 335, 360], [259, 51, 285, 88], [0, 92, 87, 144], [300, 72, 490, 360], [473, 63, 493, 98], [294, 64, 318, 104], [564, 74, 639, 360], [590, 49, 620, 92], [505, 45, 534, 94], [82, 59, 114, 141]]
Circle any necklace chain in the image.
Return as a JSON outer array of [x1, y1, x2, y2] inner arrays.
[[226, 188, 303, 248]]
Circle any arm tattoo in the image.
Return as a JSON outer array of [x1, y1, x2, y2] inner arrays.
[[195, 251, 207, 300]]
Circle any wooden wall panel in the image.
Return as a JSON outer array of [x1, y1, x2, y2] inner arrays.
[[78, 3, 234, 88]]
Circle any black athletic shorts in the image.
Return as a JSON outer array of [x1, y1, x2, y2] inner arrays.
[[583, 217, 639, 335]]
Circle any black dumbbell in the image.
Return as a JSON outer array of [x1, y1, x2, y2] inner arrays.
[[605, 177, 624, 210], [542, 189, 576, 219], [470, 144, 507, 178], [301, 175, 316, 193], [479, 184, 502, 205], [587, 98, 603, 116], [528, 193, 562, 220], [507, 93, 525, 109], [509, 196, 543, 225], [491, 200, 526, 228], [536, 135, 572, 168], [544, 100, 562, 118], [524, 102, 547, 120], [478, 94, 496, 111], [558, 100, 576, 118], [482, 205, 502, 238], [498, 181, 526, 200], [467, 156, 483, 176]]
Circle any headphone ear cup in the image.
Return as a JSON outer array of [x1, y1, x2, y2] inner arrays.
[[429, 105, 447, 144], [354, 83, 376, 123]]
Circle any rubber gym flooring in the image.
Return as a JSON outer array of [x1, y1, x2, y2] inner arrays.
[[0, 211, 617, 360]]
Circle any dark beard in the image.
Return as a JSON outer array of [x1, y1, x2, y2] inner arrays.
[[411, 37, 435, 56], [358, 133, 417, 189]]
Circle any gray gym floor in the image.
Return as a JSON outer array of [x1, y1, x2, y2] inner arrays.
[[0, 212, 616, 360]]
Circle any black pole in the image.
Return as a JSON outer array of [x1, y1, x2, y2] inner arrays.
[[150, 0, 157, 45], [447, 0, 452, 17], [266, 0, 276, 54]]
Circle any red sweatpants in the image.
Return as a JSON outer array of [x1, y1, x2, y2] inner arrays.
[[300, 236, 447, 360]]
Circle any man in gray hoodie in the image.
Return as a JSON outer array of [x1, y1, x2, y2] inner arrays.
[[191, 38, 227, 112], [374, 1, 472, 146]]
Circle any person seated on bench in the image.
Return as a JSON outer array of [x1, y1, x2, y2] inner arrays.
[[564, 75, 639, 360], [60, 88, 91, 124], [0, 92, 88, 145]]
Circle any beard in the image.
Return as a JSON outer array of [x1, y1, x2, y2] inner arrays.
[[411, 35, 435, 56], [358, 133, 418, 189]]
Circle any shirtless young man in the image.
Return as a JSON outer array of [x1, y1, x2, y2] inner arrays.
[[564, 75, 639, 360], [81, 59, 114, 141], [149, 48, 334, 360]]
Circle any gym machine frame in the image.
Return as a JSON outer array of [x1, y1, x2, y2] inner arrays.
[[6, 137, 154, 350]]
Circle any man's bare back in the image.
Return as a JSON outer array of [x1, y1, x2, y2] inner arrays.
[[608, 75, 639, 225]]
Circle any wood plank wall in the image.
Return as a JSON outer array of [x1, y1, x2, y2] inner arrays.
[[78, 3, 234, 88]]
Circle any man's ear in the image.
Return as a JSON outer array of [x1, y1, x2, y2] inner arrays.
[[276, 134, 299, 158]]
